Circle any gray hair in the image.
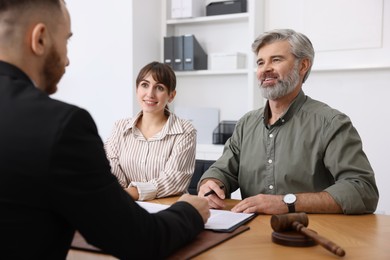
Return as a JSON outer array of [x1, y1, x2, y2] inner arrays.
[[252, 29, 315, 83]]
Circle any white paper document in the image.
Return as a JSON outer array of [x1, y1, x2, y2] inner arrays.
[[136, 201, 255, 232]]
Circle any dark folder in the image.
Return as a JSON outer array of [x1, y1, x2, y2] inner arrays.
[[168, 225, 250, 259], [71, 226, 250, 260], [183, 34, 207, 70], [164, 36, 174, 68], [173, 35, 184, 71]]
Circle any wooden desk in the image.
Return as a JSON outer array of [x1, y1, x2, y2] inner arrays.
[[67, 197, 390, 260]]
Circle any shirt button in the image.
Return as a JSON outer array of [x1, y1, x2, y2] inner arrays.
[[269, 134, 274, 138], [269, 185, 274, 190], [268, 159, 273, 164]]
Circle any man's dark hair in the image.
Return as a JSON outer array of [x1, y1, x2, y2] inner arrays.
[[0, 0, 61, 12]]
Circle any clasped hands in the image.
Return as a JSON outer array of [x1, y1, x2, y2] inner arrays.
[[198, 179, 287, 215]]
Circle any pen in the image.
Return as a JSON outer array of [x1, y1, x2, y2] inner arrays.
[[204, 185, 225, 197]]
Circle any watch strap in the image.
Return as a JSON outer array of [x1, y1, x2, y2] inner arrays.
[[287, 203, 295, 213]]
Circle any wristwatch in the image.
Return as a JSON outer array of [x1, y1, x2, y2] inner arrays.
[[283, 193, 297, 213]]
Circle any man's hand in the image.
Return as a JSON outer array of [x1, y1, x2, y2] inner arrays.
[[178, 194, 210, 223], [231, 194, 285, 214], [198, 179, 226, 209], [231, 192, 343, 214]]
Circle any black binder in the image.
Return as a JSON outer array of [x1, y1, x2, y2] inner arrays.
[[163, 36, 174, 68], [173, 35, 184, 71], [183, 34, 207, 70]]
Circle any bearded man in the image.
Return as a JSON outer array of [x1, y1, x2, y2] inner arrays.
[[198, 29, 379, 215]]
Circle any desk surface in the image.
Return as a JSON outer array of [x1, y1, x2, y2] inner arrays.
[[67, 197, 390, 260]]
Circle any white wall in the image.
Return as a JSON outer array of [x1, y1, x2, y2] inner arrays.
[[54, 0, 133, 140], [130, 0, 162, 114], [54, 0, 161, 140]]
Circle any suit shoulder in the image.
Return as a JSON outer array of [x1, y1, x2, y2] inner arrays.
[[45, 97, 91, 122]]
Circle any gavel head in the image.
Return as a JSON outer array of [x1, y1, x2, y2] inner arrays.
[[271, 212, 309, 232]]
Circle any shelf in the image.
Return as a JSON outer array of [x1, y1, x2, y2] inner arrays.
[[175, 69, 249, 76], [196, 144, 224, 160], [166, 13, 249, 25], [312, 64, 390, 72], [162, 0, 264, 121]]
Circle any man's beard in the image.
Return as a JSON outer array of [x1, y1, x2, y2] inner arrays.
[[258, 62, 300, 100], [42, 46, 65, 95]]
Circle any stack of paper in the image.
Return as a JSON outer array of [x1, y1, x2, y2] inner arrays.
[[137, 201, 255, 232]]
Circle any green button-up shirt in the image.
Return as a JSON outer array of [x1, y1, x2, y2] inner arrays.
[[200, 91, 379, 214]]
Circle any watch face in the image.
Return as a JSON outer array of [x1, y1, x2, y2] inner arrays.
[[284, 194, 296, 204]]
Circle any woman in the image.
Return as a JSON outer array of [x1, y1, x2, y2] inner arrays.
[[105, 61, 196, 201]]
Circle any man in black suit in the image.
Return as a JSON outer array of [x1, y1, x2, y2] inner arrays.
[[0, 0, 210, 259]]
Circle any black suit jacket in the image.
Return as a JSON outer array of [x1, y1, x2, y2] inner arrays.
[[0, 61, 203, 259]]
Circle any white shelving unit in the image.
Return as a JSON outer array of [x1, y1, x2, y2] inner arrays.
[[161, 0, 265, 123], [196, 144, 224, 160]]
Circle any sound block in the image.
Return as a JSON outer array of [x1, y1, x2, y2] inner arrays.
[[272, 231, 317, 247]]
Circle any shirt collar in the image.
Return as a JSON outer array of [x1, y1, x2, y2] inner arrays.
[[123, 111, 185, 140], [124, 111, 143, 132], [263, 90, 306, 127]]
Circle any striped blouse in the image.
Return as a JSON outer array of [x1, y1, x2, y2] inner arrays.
[[104, 112, 196, 201]]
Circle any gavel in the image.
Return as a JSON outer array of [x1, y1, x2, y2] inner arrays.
[[271, 213, 346, 257]]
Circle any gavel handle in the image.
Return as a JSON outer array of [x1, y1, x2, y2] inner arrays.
[[293, 221, 346, 257]]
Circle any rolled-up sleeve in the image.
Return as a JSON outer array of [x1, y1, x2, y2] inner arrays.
[[323, 114, 379, 214]]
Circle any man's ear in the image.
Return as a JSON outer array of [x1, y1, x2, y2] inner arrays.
[[299, 58, 310, 77], [31, 23, 48, 56]]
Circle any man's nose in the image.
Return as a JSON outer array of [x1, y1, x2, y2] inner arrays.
[[257, 62, 272, 77]]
